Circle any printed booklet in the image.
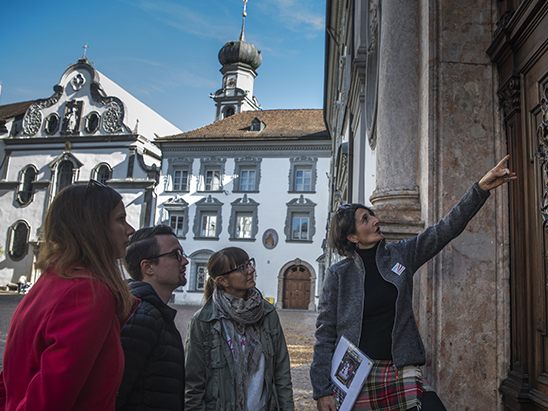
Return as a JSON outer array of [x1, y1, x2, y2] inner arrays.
[[330, 336, 374, 411]]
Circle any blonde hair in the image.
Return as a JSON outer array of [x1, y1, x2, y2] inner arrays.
[[36, 184, 133, 319], [204, 247, 249, 301]]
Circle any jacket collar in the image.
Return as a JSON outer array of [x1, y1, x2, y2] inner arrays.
[[128, 280, 177, 322]]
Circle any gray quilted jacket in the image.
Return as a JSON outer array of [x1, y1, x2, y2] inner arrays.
[[310, 183, 490, 399]]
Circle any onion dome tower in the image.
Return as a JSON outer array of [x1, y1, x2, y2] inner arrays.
[[211, 0, 262, 121]]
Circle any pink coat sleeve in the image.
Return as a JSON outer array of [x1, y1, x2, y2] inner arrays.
[[19, 280, 117, 410]]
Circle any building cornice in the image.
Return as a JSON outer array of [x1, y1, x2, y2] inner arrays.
[[3, 134, 139, 146], [160, 141, 331, 157]]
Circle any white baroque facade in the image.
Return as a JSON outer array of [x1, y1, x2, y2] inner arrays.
[[0, 58, 181, 287], [156, 109, 330, 308]]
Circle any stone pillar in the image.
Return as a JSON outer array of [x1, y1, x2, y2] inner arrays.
[[370, 0, 423, 239]]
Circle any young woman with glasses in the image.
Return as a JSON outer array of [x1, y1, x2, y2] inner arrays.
[[311, 156, 517, 411], [185, 247, 294, 411], [0, 181, 135, 411]]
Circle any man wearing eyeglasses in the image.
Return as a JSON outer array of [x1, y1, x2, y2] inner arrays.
[[117, 225, 188, 411]]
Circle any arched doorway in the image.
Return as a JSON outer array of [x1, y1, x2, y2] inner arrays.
[[282, 262, 311, 309]]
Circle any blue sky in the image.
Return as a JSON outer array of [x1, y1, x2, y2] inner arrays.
[[0, 0, 326, 132]]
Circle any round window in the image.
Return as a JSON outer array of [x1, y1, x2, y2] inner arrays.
[[85, 112, 100, 134], [44, 114, 59, 135]]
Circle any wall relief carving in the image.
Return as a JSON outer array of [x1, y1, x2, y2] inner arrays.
[[498, 75, 520, 120], [22, 85, 64, 136], [537, 82, 548, 223], [366, 0, 381, 149]]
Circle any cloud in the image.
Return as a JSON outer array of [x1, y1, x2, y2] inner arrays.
[[260, 0, 325, 32], [125, 0, 236, 42], [111, 57, 216, 95]]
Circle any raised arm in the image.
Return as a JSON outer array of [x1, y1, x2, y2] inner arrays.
[[478, 154, 517, 191], [407, 155, 516, 271]]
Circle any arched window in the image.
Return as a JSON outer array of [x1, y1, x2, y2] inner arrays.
[[223, 106, 235, 118], [56, 160, 74, 193], [8, 221, 30, 260], [94, 164, 112, 184], [17, 166, 37, 205]]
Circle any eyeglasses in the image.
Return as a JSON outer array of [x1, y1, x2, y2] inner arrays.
[[87, 179, 107, 189], [85, 179, 107, 195], [143, 248, 188, 262], [336, 203, 354, 214], [219, 258, 256, 276]]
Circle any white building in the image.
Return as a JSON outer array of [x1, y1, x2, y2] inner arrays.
[[156, 109, 330, 308], [155, 31, 331, 308], [0, 58, 181, 287]]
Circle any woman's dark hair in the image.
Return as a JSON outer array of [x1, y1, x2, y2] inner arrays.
[[36, 183, 132, 318], [204, 247, 249, 300], [328, 203, 374, 256], [125, 225, 176, 280]]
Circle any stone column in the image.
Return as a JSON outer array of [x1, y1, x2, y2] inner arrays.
[[370, 0, 423, 239]]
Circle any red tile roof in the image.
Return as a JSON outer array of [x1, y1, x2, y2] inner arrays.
[[158, 109, 328, 141], [0, 100, 35, 120]]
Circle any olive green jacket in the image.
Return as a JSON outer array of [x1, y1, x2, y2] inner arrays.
[[184, 298, 294, 411]]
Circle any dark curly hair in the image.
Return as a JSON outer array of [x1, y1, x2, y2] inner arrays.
[[328, 204, 374, 256]]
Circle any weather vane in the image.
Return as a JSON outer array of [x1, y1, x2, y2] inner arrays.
[[239, 0, 248, 42], [82, 44, 88, 59]]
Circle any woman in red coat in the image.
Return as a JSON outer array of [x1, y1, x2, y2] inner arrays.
[[0, 180, 135, 411]]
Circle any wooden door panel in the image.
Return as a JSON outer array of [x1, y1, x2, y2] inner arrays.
[[283, 265, 311, 309], [527, 50, 548, 400]]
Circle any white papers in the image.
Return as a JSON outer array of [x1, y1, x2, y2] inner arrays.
[[330, 336, 374, 411]]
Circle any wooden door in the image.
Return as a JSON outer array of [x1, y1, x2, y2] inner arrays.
[[489, 1, 548, 408], [282, 265, 311, 309]]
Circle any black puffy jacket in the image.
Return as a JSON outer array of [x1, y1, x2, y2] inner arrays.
[[117, 281, 185, 410]]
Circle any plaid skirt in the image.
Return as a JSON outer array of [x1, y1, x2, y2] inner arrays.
[[351, 360, 423, 411]]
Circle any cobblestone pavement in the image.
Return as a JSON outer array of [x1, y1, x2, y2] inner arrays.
[[0, 296, 318, 410]]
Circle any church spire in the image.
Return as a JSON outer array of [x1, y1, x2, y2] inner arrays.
[[239, 0, 248, 42]]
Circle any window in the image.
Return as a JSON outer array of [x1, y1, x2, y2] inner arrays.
[[173, 169, 189, 191], [93, 164, 111, 184], [44, 114, 59, 135], [48, 152, 83, 196], [17, 166, 37, 205], [8, 221, 30, 261], [223, 106, 235, 118], [193, 195, 223, 240], [198, 158, 225, 192], [234, 158, 261, 192], [200, 213, 217, 237], [228, 194, 259, 241], [291, 213, 309, 240], [163, 197, 189, 239], [236, 213, 253, 239], [250, 118, 264, 131], [195, 264, 208, 291], [57, 160, 74, 192], [84, 112, 100, 134], [204, 169, 221, 191], [239, 169, 256, 191], [285, 195, 316, 242], [187, 249, 214, 292], [170, 214, 185, 237], [289, 157, 318, 192], [294, 167, 312, 191], [166, 158, 193, 192]]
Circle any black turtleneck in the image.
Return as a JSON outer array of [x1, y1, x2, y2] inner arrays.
[[357, 244, 397, 360]]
